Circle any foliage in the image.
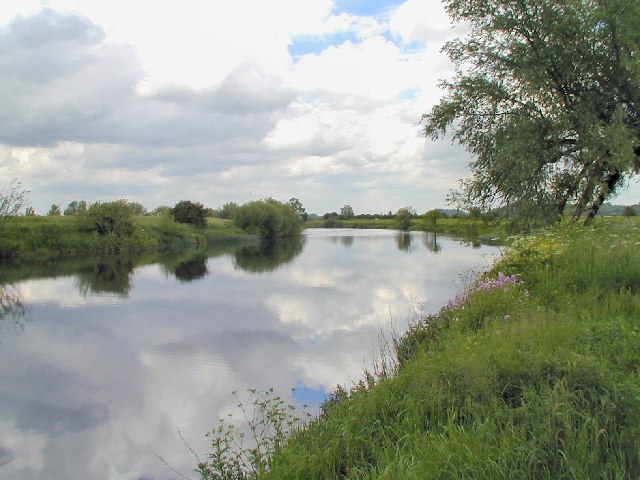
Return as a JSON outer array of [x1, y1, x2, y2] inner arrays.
[[151, 205, 172, 216], [423, 208, 441, 227], [234, 199, 302, 239], [86, 199, 135, 237], [623, 205, 637, 217], [216, 202, 240, 220], [242, 220, 640, 479], [172, 200, 207, 228], [126, 201, 147, 215], [287, 198, 308, 221], [424, 0, 640, 226], [0, 180, 30, 225], [339, 205, 354, 220], [171, 200, 206, 226], [64, 200, 88, 216], [395, 207, 414, 231], [47, 204, 61, 216], [198, 389, 310, 480]]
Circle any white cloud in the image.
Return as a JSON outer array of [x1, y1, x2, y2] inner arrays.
[[389, 0, 457, 45], [3, 1, 634, 214], [290, 35, 418, 107]]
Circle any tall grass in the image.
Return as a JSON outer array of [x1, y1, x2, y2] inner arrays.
[[202, 218, 640, 479]]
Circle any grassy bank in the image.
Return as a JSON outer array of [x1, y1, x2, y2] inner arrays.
[[200, 218, 640, 479], [0, 215, 247, 258]]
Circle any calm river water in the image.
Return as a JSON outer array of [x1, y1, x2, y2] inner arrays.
[[0, 229, 501, 480]]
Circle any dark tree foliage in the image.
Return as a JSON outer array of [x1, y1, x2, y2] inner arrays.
[[288, 198, 308, 221], [86, 199, 135, 237], [172, 200, 207, 227], [424, 0, 640, 226]]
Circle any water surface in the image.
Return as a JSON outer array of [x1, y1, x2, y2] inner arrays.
[[0, 229, 501, 479]]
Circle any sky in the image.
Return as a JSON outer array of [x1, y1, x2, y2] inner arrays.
[[1, 0, 639, 215]]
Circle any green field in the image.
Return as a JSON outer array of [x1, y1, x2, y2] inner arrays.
[[199, 218, 640, 479]]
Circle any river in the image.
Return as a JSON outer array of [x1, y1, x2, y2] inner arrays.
[[0, 228, 501, 479]]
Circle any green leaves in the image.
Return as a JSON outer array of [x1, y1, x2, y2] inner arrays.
[[425, 0, 640, 226], [234, 199, 302, 239]]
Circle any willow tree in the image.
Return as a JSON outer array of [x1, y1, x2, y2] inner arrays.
[[424, 0, 640, 225]]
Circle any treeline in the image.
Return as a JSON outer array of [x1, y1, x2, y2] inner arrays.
[[0, 196, 305, 258]]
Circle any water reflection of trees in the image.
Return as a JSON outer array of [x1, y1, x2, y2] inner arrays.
[[423, 232, 442, 253], [395, 232, 413, 252], [172, 255, 208, 282], [233, 236, 305, 273], [340, 236, 354, 248], [1, 283, 28, 333], [76, 257, 135, 297]]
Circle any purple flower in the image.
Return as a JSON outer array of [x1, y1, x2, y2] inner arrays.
[[446, 272, 525, 310]]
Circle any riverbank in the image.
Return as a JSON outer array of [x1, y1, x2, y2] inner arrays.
[[306, 217, 508, 243], [0, 215, 248, 258], [200, 218, 640, 479]]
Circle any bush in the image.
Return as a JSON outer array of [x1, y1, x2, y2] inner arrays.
[[172, 200, 207, 227], [86, 199, 135, 237], [234, 199, 302, 239]]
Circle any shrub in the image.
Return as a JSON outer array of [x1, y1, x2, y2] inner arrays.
[[172, 200, 207, 227], [86, 199, 135, 237], [234, 199, 302, 239]]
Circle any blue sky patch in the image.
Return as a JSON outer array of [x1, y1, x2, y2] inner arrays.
[[292, 380, 329, 407], [334, 0, 401, 17], [288, 31, 361, 57]]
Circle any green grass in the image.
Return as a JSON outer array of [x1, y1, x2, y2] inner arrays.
[[200, 218, 640, 479], [0, 215, 247, 257]]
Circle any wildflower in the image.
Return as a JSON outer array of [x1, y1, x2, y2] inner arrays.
[[446, 272, 526, 310]]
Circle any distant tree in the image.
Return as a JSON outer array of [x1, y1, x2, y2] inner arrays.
[[234, 198, 302, 239], [172, 200, 207, 227], [0, 180, 30, 225], [64, 200, 88, 216], [623, 205, 637, 218], [288, 198, 308, 221], [396, 207, 414, 231], [126, 202, 147, 215], [424, 0, 640, 226], [86, 199, 135, 237], [151, 205, 172, 216], [47, 204, 62, 216], [217, 202, 240, 220], [24, 206, 36, 216], [423, 209, 442, 227], [339, 205, 355, 220]]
